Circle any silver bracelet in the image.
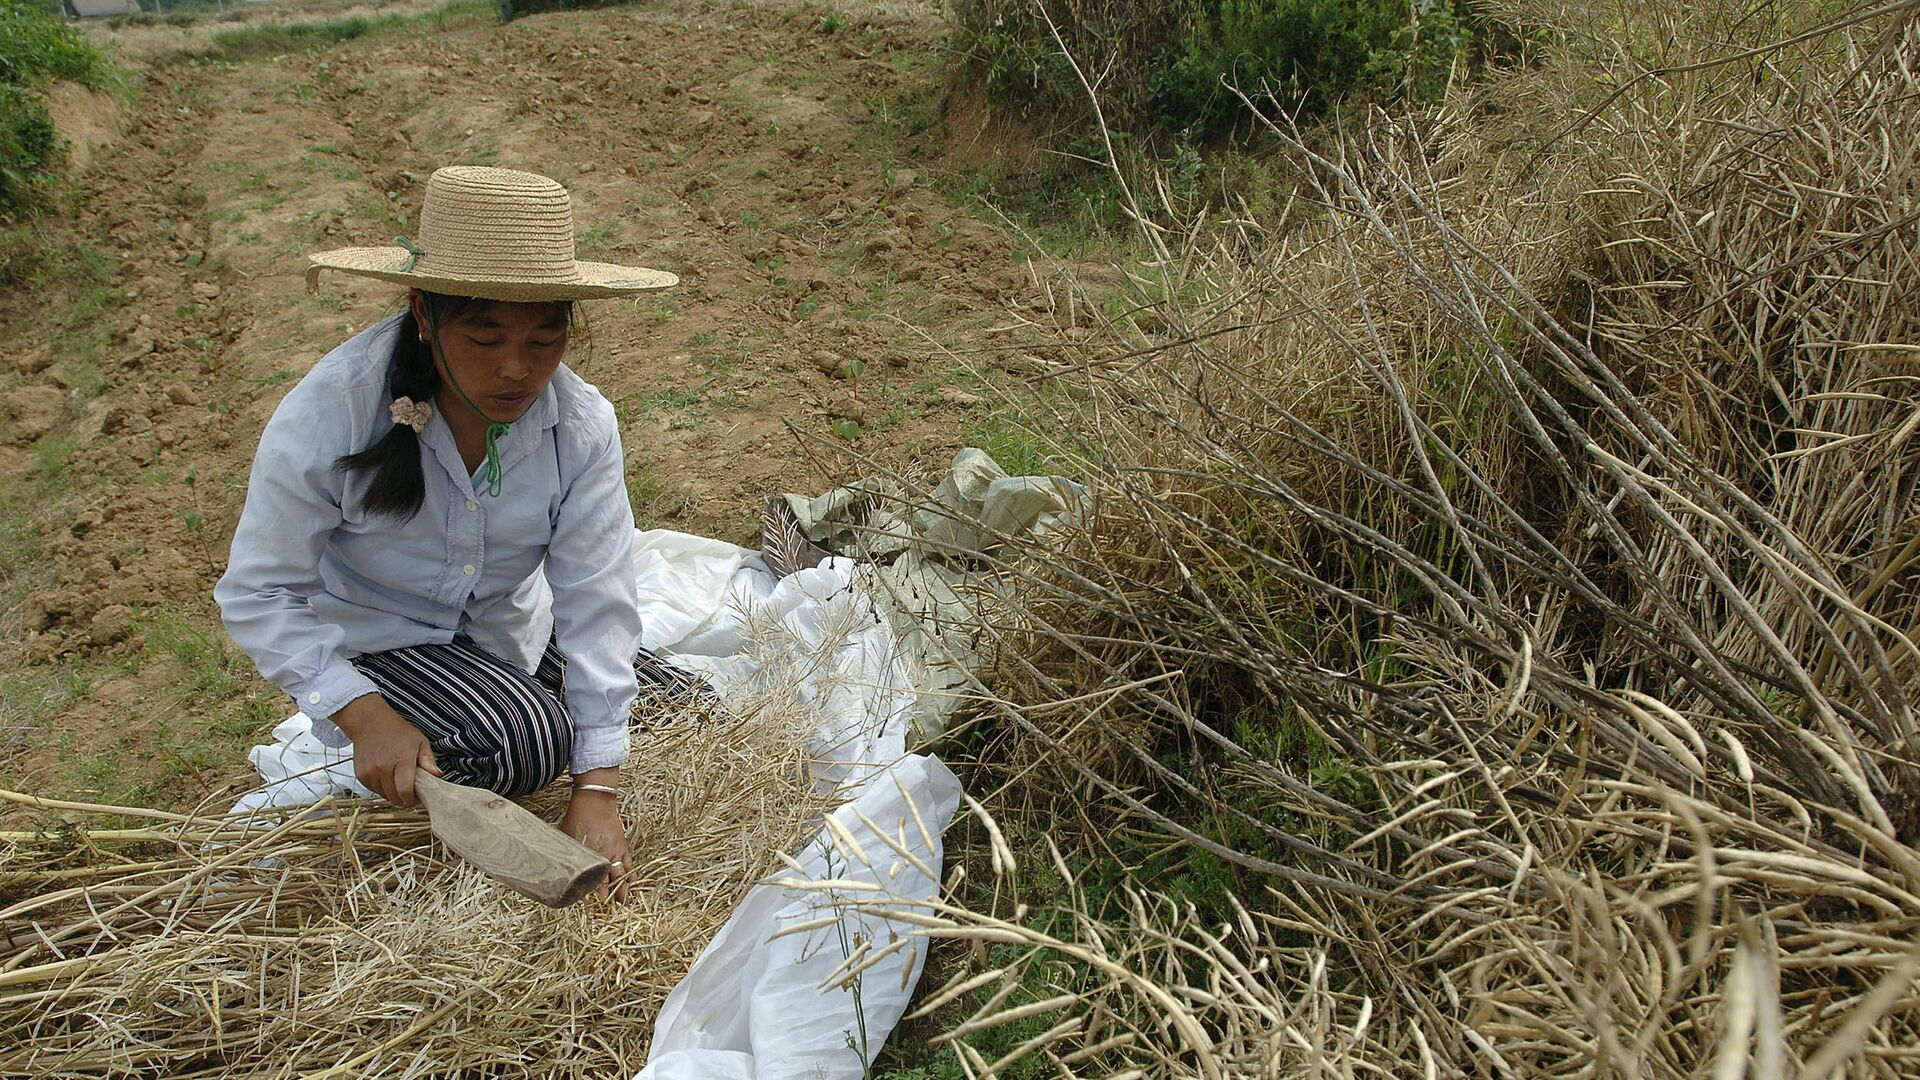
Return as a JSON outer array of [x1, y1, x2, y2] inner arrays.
[[573, 782, 621, 797]]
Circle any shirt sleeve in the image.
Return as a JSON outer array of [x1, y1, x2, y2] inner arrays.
[[214, 387, 380, 734], [544, 409, 641, 773]]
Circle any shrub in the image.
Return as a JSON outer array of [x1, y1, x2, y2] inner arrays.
[[949, 0, 1490, 141], [0, 82, 58, 214], [0, 0, 109, 87], [496, 0, 621, 23], [0, 0, 114, 221]]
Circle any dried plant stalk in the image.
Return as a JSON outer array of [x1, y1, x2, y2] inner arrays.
[[1, 678, 832, 1078], [896, 2, 1920, 1076]]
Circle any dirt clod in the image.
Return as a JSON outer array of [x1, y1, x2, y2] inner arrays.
[[22, 589, 77, 632], [88, 604, 136, 645], [3, 385, 67, 445]]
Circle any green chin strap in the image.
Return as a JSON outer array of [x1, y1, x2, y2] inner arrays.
[[425, 322, 513, 499]]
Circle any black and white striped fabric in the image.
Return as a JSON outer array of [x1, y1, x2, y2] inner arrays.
[[350, 637, 711, 798]]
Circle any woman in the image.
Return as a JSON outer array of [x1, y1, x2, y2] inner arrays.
[[217, 166, 691, 899]]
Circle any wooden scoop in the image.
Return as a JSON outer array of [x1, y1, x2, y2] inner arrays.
[[414, 772, 611, 908]]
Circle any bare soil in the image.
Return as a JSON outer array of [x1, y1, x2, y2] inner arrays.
[[0, 0, 1070, 811]]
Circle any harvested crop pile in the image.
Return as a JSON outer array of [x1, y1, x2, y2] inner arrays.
[[0, 689, 826, 1077], [913, 1, 1920, 1075]]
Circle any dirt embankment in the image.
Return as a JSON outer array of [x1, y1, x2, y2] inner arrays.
[[0, 0, 1071, 807]]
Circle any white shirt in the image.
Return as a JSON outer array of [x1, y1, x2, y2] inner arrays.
[[214, 314, 640, 773]]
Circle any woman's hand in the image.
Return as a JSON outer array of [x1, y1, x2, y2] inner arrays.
[[333, 692, 441, 806], [560, 777, 631, 902]]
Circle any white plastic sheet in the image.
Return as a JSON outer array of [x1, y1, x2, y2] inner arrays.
[[639, 754, 961, 1080], [229, 712, 371, 814], [233, 528, 960, 1079], [625, 530, 965, 1077]]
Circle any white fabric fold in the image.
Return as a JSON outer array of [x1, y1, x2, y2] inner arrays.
[[233, 527, 960, 1079]]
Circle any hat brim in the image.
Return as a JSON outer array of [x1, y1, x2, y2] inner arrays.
[[306, 246, 678, 302]]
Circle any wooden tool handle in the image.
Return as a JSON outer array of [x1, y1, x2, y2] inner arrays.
[[415, 772, 611, 908]]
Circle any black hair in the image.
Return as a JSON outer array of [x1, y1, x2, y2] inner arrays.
[[332, 291, 575, 521]]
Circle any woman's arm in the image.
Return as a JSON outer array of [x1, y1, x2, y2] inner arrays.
[[332, 693, 441, 805], [543, 399, 643, 893], [216, 381, 436, 803], [216, 387, 382, 724], [543, 406, 643, 775]]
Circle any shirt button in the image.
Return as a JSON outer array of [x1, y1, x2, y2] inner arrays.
[[465, 500, 478, 512], [462, 564, 476, 576], [307, 692, 321, 705]]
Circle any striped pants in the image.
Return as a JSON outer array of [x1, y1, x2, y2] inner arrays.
[[350, 638, 710, 798]]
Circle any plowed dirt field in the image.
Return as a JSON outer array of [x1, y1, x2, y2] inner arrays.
[[1, 0, 1078, 811]]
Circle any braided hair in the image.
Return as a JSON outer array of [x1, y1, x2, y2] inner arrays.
[[331, 292, 484, 520]]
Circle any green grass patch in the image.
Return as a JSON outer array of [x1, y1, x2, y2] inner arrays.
[[30, 432, 76, 481], [574, 222, 616, 253], [966, 409, 1054, 477], [0, 667, 90, 754], [4, 231, 116, 363], [30, 609, 290, 808], [626, 460, 683, 528], [0, 0, 112, 87], [949, 0, 1500, 141], [54, 684, 278, 810], [137, 610, 249, 701], [630, 371, 732, 424], [633, 380, 704, 415], [0, 484, 46, 603], [196, 0, 496, 62]]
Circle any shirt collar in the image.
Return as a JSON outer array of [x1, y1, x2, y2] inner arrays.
[[420, 374, 563, 497]]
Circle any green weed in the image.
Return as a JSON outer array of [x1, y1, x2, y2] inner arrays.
[[0, 667, 89, 753], [31, 433, 75, 481], [632, 376, 713, 420], [575, 223, 616, 252], [966, 411, 1050, 477], [625, 460, 680, 528], [950, 0, 1491, 141], [138, 610, 246, 701]]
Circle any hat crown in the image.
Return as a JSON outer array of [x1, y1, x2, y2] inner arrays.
[[415, 166, 579, 284]]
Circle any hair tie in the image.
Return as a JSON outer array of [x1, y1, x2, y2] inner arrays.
[[389, 396, 432, 434]]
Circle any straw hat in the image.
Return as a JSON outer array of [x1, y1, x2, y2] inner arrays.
[[305, 166, 677, 302]]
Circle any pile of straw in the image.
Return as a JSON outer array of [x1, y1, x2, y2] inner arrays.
[[914, 1, 1920, 1075], [1, 686, 829, 1077]]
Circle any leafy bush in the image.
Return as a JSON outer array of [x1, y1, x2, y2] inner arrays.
[[950, 0, 1492, 140], [0, 0, 110, 86], [0, 0, 114, 221], [496, 0, 621, 23], [0, 82, 58, 213], [1155, 0, 1470, 131]]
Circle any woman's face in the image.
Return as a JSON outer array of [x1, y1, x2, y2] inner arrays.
[[413, 295, 569, 423]]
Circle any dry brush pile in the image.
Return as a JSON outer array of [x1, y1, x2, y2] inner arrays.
[[0, 686, 827, 1077], [908, 1, 1920, 1075]]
